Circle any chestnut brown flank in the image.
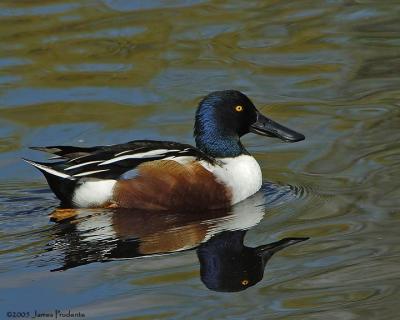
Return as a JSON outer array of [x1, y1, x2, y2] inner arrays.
[[113, 160, 231, 211]]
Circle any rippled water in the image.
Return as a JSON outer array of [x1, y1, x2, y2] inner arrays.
[[1, 0, 400, 319]]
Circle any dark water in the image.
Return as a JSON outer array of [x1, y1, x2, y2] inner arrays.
[[1, 0, 400, 319]]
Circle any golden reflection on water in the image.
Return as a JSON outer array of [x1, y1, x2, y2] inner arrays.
[[1, 0, 400, 319]]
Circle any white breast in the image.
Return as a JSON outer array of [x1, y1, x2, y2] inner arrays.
[[201, 155, 262, 205]]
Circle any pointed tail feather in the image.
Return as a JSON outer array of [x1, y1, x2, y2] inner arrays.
[[30, 146, 63, 154], [30, 145, 97, 160], [23, 158, 76, 205], [23, 158, 73, 179]]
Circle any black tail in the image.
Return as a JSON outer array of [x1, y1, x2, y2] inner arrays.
[[23, 159, 77, 205]]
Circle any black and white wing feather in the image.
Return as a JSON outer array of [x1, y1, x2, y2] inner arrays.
[[26, 140, 215, 180]]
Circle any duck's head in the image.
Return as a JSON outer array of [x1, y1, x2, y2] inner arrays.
[[194, 90, 305, 157]]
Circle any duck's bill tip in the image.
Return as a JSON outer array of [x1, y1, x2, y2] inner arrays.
[[280, 131, 305, 143], [250, 112, 305, 143]]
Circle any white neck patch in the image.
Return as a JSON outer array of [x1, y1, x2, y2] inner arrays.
[[201, 154, 262, 205]]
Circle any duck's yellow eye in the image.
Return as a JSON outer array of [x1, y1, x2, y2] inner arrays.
[[241, 279, 249, 286], [235, 105, 244, 112]]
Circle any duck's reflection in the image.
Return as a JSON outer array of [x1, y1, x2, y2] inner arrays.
[[48, 184, 308, 292], [198, 231, 306, 292]]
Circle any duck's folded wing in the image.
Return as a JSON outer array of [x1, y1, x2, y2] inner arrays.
[[28, 140, 215, 179]]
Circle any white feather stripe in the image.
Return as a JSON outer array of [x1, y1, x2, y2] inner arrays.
[[67, 154, 91, 163], [162, 155, 196, 164], [23, 159, 73, 179], [73, 169, 109, 177], [65, 160, 103, 171], [114, 150, 133, 156], [99, 149, 179, 165]]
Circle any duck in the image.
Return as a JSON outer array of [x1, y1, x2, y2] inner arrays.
[[24, 90, 305, 211]]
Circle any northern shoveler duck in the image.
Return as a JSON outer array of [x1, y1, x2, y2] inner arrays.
[[24, 90, 304, 211]]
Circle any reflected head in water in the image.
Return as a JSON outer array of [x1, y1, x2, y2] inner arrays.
[[197, 231, 308, 292]]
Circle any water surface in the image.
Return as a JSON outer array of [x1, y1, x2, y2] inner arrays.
[[1, 0, 400, 319]]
